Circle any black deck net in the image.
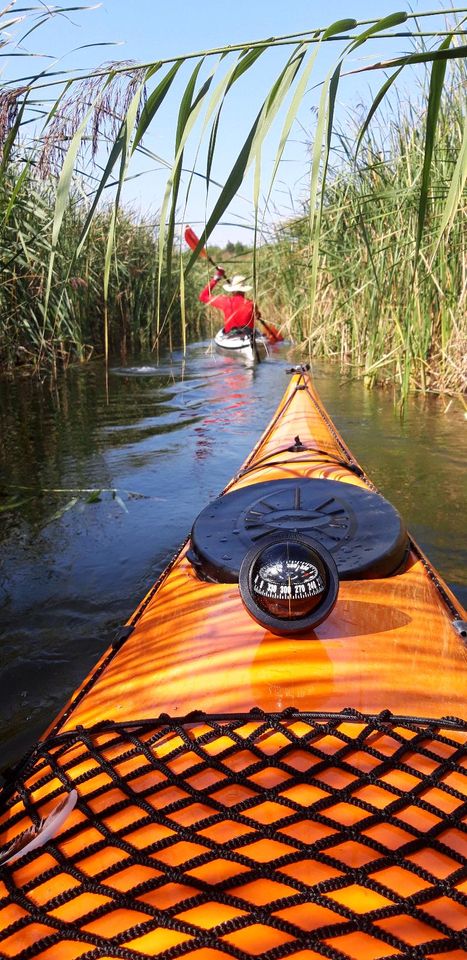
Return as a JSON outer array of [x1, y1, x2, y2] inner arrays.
[[0, 709, 466, 960]]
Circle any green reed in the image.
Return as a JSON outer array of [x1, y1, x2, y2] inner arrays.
[[0, 165, 202, 372], [0, 3, 465, 394], [257, 62, 466, 400]]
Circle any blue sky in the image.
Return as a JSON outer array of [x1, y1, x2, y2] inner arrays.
[[5, 1, 460, 244]]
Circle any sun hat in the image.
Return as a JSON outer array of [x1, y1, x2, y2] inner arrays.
[[223, 274, 252, 293]]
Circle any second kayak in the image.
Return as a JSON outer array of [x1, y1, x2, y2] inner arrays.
[[214, 327, 269, 362]]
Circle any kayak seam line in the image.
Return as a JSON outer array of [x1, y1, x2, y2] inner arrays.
[[225, 376, 309, 488], [128, 536, 191, 629], [409, 538, 463, 622], [303, 380, 374, 487], [301, 377, 463, 622]]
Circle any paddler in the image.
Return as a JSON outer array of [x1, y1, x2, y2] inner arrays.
[[199, 269, 260, 336]]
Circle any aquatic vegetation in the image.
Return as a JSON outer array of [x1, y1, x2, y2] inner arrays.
[[0, 3, 465, 401], [0, 162, 202, 371], [257, 61, 467, 398], [0, 483, 161, 526]]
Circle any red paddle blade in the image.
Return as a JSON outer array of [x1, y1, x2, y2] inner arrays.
[[257, 317, 283, 342], [266, 325, 284, 342], [184, 226, 207, 258]]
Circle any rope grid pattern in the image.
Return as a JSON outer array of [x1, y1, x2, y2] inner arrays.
[[0, 709, 466, 959]]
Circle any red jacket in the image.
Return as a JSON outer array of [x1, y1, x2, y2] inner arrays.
[[199, 278, 255, 333]]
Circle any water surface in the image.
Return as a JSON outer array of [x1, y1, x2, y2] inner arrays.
[[1, 341, 465, 770]]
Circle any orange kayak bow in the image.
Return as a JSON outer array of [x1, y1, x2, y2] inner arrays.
[[0, 365, 466, 959]]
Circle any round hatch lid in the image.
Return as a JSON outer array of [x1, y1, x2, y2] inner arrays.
[[189, 478, 408, 582]]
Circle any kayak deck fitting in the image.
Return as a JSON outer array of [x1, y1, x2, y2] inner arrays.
[[0, 366, 465, 959]]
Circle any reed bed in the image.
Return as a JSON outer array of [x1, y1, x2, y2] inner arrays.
[[0, 167, 202, 372], [257, 64, 467, 398], [0, 2, 465, 399]]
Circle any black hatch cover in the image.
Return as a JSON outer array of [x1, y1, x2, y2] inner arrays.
[[188, 478, 408, 582]]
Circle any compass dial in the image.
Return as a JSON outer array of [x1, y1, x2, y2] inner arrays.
[[239, 534, 339, 636], [252, 542, 325, 619]]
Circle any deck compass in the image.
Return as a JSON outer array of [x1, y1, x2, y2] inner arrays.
[[239, 532, 339, 636]]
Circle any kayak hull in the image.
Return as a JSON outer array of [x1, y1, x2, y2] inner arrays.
[[0, 366, 465, 959], [214, 328, 268, 362]]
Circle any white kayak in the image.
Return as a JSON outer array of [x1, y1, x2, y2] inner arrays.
[[214, 327, 269, 362]]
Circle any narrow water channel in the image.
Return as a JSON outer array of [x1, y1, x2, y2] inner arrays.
[[1, 341, 465, 770]]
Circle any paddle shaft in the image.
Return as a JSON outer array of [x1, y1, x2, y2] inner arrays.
[[205, 251, 231, 284]]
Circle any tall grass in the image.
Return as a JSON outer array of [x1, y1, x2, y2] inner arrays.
[[0, 164, 202, 371], [258, 63, 466, 397], [0, 2, 465, 396]]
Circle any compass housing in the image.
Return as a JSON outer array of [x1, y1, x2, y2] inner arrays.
[[239, 532, 339, 636]]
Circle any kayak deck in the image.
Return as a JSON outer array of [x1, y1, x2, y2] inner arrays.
[[1, 712, 466, 959], [0, 366, 465, 960], [51, 368, 466, 732]]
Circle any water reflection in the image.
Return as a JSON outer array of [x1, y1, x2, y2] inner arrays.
[[0, 343, 465, 769]]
